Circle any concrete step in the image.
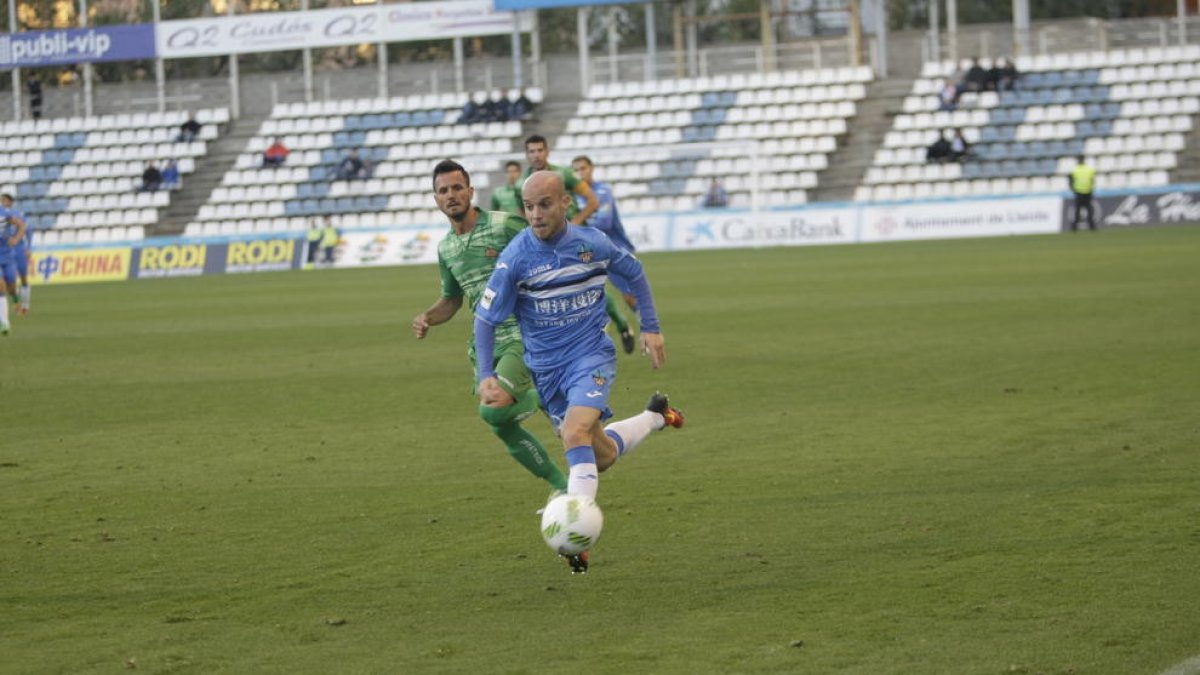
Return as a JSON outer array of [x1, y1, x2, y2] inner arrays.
[[153, 115, 266, 235], [810, 75, 914, 202], [1171, 112, 1200, 183]]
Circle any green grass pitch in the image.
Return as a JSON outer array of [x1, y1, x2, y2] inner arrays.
[[3, 226, 1199, 674]]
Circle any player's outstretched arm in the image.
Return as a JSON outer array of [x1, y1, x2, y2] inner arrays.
[[571, 181, 600, 225], [7, 214, 26, 248], [412, 296, 463, 339]]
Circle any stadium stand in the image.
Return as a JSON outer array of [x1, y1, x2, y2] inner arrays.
[[554, 66, 872, 211], [184, 89, 541, 236], [856, 46, 1198, 201], [0, 109, 227, 245]]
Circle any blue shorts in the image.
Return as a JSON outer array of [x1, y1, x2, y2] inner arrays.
[[531, 351, 616, 431], [0, 258, 15, 286]]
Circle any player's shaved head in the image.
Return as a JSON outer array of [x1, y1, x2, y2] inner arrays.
[[522, 170, 571, 241]]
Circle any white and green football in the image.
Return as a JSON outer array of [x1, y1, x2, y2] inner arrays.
[[540, 493, 604, 555]]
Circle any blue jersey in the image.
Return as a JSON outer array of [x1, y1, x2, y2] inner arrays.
[[0, 207, 17, 263], [576, 181, 635, 252], [476, 224, 659, 374], [8, 208, 29, 255]]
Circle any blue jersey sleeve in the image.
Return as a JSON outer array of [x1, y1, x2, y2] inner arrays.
[[475, 253, 518, 327], [474, 248, 520, 381], [604, 236, 660, 333]]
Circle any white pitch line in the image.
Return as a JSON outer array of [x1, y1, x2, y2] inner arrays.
[[1159, 655, 1200, 675]]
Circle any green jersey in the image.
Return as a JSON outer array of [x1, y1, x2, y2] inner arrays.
[[523, 163, 582, 219], [437, 208, 526, 364], [490, 184, 523, 215]]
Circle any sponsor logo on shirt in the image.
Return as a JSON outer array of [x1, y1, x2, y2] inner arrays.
[[532, 288, 603, 316]]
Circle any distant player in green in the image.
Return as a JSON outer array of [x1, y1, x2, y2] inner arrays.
[[522, 134, 598, 225], [489, 161, 524, 216], [412, 159, 567, 492], [522, 135, 634, 351]]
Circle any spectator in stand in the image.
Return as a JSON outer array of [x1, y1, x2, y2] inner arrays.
[[1068, 155, 1097, 232], [939, 79, 958, 111], [702, 178, 728, 208], [491, 90, 512, 122], [926, 131, 952, 163], [161, 159, 181, 189], [459, 96, 481, 124], [511, 90, 535, 119], [140, 162, 162, 192], [335, 148, 372, 181], [995, 58, 1019, 91], [26, 75, 43, 120], [949, 129, 971, 162], [177, 113, 202, 142], [489, 160, 524, 216], [262, 137, 289, 168], [959, 57, 989, 94]]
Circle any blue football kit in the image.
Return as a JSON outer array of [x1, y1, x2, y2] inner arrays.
[[9, 207, 29, 279], [576, 181, 636, 295], [473, 224, 659, 428], [0, 207, 20, 285]]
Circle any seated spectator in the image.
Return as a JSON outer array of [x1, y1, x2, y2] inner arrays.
[[490, 90, 512, 122], [161, 159, 181, 189], [140, 162, 162, 191], [938, 79, 958, 111], [995, 58, 1019, 91], [177, 113, 202, 142], [262, 137, 289, 168], [926, 131, 952, 163], [459, 98, 481, 124], [702, 178, 728, 208], [478, 95, 500, 123], [949, 128, 972, 162], [511, 90, 535, 119], [334, 148, 372, 181], [959, 58, 989, 94]]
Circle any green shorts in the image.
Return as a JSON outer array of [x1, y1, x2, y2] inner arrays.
[[470, 346, 533, 399]]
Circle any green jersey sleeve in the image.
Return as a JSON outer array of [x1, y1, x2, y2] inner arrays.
[[438, 251, 463, 299]]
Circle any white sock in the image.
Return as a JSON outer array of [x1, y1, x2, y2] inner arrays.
[[0, 296, 8, 325], [565, 445, 599, 500], [20, 285, 29, 309], [604, 410, 664, 457]]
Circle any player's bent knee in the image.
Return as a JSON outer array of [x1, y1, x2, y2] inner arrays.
[[479, 402, 534, 428]]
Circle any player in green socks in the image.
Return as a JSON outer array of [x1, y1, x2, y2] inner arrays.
[[413, 159, 567, 493]]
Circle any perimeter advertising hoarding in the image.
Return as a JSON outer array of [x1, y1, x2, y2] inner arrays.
[[157, 0, 530, 60], [1066, 187, 1200, 230], [494, 0, 632, 9], [0, 25, 156, 68], [323, 228, 444, 268], [131, 243, 217, 279], [30, 248, 132, 285], [860, 196, 1063, 243]]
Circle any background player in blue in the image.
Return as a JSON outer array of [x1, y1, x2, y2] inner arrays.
[[571, 155, 640, 352], [2, 194, 31, 315], [0, 194, 28, 335], [473, 170, 684, 573]]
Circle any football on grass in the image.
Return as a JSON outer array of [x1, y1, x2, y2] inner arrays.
[[540, 494, 604, 555]]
